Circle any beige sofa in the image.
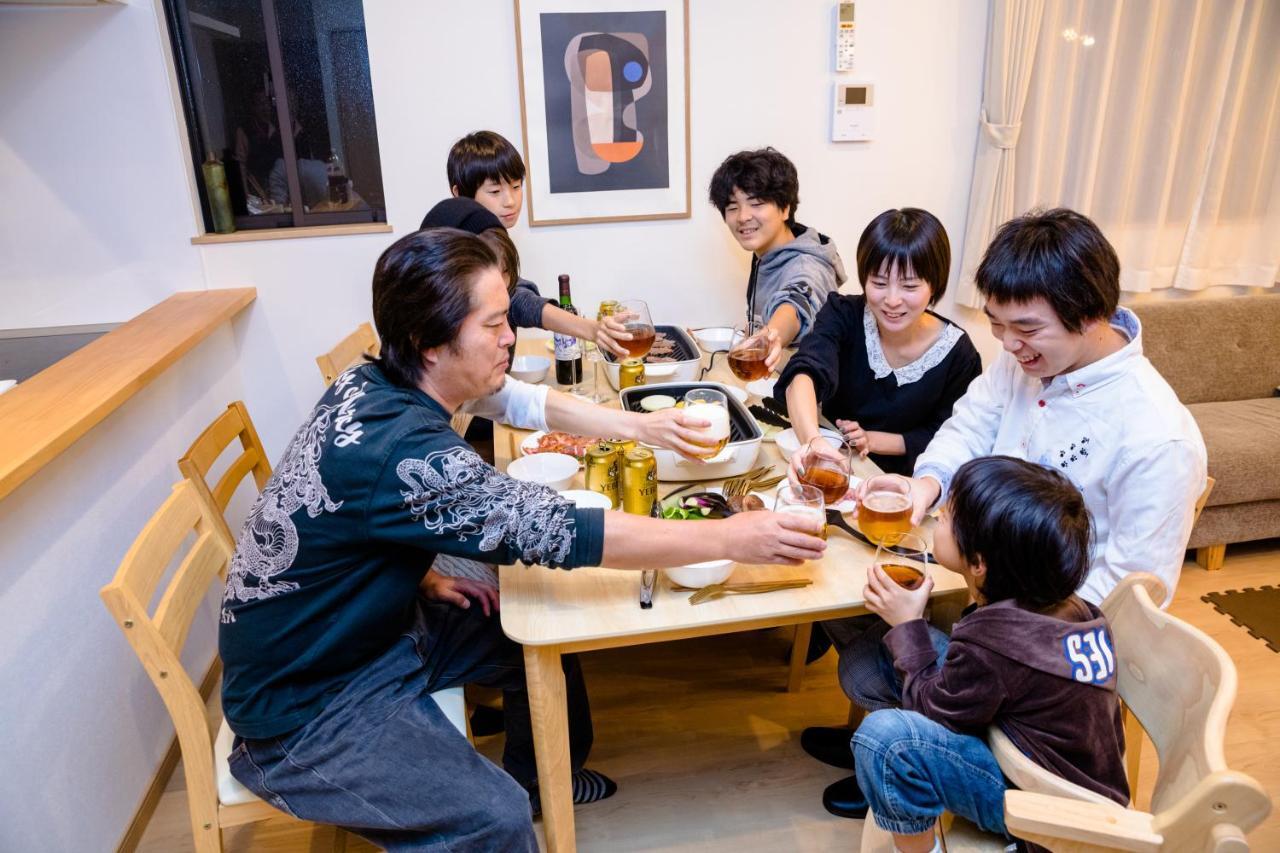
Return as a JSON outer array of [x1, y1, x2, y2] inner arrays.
[[1132, 294, 1280, 570]]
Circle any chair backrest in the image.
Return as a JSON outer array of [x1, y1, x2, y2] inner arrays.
[[1101, 573, 1271, 841], [316, 321, 379, 386], [100, 480, 234, 846], [178, 401, 272, 546]]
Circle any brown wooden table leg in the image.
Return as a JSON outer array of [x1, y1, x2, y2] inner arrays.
[[525, 644, 575, 852], [787, 621, 812, 692]]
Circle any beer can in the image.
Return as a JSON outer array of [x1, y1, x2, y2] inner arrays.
[[619, 358, 646, 389], [584, 442, 620, 508], [606, 438, 637, 456], [621, 448, 658, 517], [597, 299, 620, 321]]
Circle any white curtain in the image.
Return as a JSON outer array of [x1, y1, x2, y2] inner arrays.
[[957, 0, 1046, 309], [957, 0, 1280, 307]]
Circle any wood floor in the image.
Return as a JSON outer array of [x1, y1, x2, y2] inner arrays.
[[136, 542, 1280, 852]]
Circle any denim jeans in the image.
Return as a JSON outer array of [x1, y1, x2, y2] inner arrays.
[[854, 709, 1009, 836], [822, 615, 951, 709], [227, 597, 595, 851]]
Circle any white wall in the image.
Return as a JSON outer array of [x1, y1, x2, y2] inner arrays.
[[0, 1, 989, 848]]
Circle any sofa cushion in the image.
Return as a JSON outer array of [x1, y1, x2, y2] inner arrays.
[[1189, 398, 1280, 505], [1133, 295, 1280, 404]]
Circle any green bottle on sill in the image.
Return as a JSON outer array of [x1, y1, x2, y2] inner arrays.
[[202, 154, 236, 234]]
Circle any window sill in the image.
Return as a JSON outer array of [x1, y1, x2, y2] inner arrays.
[[191, 223, 392, 245]]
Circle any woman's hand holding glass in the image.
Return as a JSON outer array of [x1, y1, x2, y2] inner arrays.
[[593, 314, 632, 358], [683, 388, 730, 459], [789, 436, 853, 506]]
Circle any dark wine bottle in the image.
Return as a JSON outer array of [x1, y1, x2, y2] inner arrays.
[[553, 274, 583, 385]]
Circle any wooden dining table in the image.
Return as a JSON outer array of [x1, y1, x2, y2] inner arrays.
[[494, 336, 967, 852]]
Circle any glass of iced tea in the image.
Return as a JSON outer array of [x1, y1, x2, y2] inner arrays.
[[873, 532, 930, 590], [774, 483, 827, 542], [858, 475, 914, 546], [727, 321, 770, 382], [683, 388, 731, 459], [614, 299, 656, 360], [797, 436, 852, 504]]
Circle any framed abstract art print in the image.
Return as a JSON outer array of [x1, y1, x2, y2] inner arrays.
[[514, 0, 691, 225]]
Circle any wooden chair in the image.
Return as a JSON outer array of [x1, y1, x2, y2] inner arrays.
[[1193, 476, 1222, 571], [177, 401, 273, 544], [100, 480, 327, 852], [860, 572, 1272, 852], [316, 321, 379, 386]]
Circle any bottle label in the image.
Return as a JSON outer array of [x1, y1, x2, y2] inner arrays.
[[553, 333, 581, 360]]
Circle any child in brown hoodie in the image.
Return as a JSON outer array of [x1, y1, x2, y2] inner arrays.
[[853, 456, 1129, 852]]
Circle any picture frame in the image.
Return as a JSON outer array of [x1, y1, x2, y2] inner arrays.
[[514, 0, 691, 226]]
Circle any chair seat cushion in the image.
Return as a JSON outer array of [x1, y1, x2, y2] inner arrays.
[[215, 717, 261, 807], [213, 686, 469, 807], [1189, 398, 1280, 505]]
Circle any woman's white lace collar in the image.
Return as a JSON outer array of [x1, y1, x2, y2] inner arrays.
[[863, 304, 962, 386]]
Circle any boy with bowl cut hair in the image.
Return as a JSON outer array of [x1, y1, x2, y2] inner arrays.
[[854, 456, 1129, 851], [708, 147, 847, 364], [443, 130, 631, 357]]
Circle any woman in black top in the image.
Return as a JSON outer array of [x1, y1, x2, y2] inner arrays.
[[775, 208, 981, 477]]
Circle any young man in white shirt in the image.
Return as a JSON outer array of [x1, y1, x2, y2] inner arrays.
[[806, 207, 1207, 820]]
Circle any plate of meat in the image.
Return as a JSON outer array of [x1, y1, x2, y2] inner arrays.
[[519, 430, 599, 462]]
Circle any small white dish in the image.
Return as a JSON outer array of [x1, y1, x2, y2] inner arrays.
[[506, 452, 578, 491], [509, 355, 550, 384], [665, 558, 736, 589], [775, 427, 843, 462], [724, 385, 749, 405], [558, 489, 613, 510], [745, 377, 775, 398], [692, 326, 735, 353]]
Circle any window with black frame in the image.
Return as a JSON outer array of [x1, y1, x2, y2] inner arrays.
[[164, 0, 386, 234]]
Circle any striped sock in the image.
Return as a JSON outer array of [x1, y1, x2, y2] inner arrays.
[[528, 769, 618, 816]]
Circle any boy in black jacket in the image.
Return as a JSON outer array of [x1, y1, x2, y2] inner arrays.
[[854, 456, 1129, 852]]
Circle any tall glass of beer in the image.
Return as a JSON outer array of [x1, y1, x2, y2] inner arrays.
[[774, 483, 827, 544], [684, 388, 731, 459], [858, 474, 913, 545]]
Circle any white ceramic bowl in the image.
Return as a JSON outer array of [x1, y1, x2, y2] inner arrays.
[[665, 558, 736, 589], [775, 427, 844, 462], [692, 326, 735, 352], [557, 489, 613, 510], [509, 355, 550, 383], [507, 452, 577, 491], [725, 385, 749, 405]]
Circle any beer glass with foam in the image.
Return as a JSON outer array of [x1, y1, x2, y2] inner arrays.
[[858, 474, 913, 545], [684, 388, 730, 459], [774, 483, 826, 544]]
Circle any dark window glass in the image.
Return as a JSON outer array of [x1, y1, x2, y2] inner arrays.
[[163, 0, 386, 233]]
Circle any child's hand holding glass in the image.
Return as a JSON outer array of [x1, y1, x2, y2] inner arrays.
[[863, 533, 934, 626]]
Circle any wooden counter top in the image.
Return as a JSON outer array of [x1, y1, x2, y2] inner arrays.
[[0, 288, 256, 502]]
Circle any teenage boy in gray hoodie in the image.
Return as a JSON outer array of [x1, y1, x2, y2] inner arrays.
[[709, 148, 847, 367]]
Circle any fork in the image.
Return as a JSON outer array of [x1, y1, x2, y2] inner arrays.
[[686, 578, 813, 605], [722, 466, 786, 498]]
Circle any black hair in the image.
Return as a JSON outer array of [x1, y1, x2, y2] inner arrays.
[[446, 131, 526, 199], [476, 228, 520, 293], [371, 229, 499, 387], [856, 208, 951, 305], [947, 456, 1093, 609], [708, 147, 800, 226], [975, 208, 1119, 333]]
